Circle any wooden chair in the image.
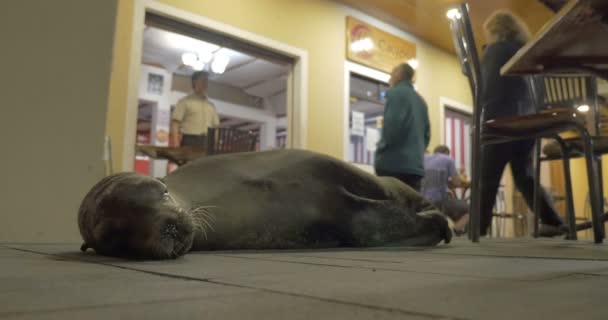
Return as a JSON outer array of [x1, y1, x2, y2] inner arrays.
[[448, 3, 605, 243], [539, 87, 608, 238], [539, 0, 569, 12], [207, 127, 257, 156], [533, 76, 608, 239]]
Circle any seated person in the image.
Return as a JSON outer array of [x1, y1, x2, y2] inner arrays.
[[422, 145, 469, 233]]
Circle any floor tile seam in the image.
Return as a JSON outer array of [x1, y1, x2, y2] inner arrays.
[[0, 291, 257, 318], [418, 251, 608, 261], [4, 247, 470, 320], [205, 278, 471, 320], [211, 254, 557, 282]]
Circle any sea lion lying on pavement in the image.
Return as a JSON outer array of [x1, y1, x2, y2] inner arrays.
[[78, 149, 451, 259]]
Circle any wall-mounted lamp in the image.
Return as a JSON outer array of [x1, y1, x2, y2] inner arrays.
[[577, 104, 590, 113], [350, 37, 374, 52], [407, 58, 419, 70]]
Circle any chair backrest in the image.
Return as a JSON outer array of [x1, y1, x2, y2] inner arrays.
[[528, 75, 600, 135], [207, 127, 257, 156], [421, 169, 449, 205], [448, 4, 484, 225], [448, 4, 482, 109], [449, 6, 601, 137]]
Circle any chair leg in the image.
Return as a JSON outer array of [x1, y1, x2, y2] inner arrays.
[[469, 141, 483, 243], [554, 136, 577, 240], [533, 139, 541, 238], [596, 156, 605, 212], [579, 129, 605, 243]]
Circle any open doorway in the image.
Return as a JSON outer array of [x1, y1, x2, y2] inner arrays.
[[442, 106, 472, 177], [124, 2, 308, 173], [135, 16, 292, 176]]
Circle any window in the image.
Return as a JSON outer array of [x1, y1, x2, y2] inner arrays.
[[348, 73, 388, 166]]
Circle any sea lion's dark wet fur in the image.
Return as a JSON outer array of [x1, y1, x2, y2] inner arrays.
[[79, 149, 451, 259]]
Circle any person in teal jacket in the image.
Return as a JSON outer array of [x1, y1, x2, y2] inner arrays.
[[374, 63, 430, 192]]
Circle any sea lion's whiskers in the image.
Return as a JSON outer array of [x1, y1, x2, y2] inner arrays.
[[188, 206, 217, 239], [190, 206, 217, 220], [199, 211, 216, 233], [197, 209, 216, 225]]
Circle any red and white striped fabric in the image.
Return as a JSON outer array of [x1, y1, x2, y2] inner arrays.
[[444, 108, 472, 177]]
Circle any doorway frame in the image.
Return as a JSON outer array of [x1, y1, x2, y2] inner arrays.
[[342, 61, 390, 173], [439, 97, 472, 145], [123, 0, 309, 171]]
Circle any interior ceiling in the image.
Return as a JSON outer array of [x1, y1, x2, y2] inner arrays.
[[142, 26, 288, 114], [335, 0, 555, 54]]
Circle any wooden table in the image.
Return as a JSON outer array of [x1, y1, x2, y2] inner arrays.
[[501, 0, 608, 80], [540, 0, 570, 12], [136, 145, 206, 166]]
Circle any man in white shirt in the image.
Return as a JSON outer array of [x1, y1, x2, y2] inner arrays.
[[171, 71, 220, 147]]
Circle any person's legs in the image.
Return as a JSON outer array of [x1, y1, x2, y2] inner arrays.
[[400, 174, 423, 192], [443, 198, 469, 221], [442, 198, 469, 233], [181, 134, 207, 148], [479, 144, 510, 236], [508, 140, 563, 227], [376, 169, 422, 192]]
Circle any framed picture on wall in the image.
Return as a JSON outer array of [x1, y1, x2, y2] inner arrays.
[[147, 73, 164, 95]]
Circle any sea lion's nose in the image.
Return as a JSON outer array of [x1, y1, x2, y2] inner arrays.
[[161, 223, 179, 239]]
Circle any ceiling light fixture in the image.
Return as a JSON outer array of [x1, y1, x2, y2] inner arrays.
[[198, 51, 214, 64], [446, 8, 462, 20], [191, 60, 205, 71], [181, 52, 198, 66], [211, 54, 230, 74]]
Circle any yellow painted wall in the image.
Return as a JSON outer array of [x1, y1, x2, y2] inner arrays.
[[106, 0, 135, 174], [569, 156, 608, 240], [107, 0, 472, 170], [416, 42, 473, 147], [0, 0, 118, 242]]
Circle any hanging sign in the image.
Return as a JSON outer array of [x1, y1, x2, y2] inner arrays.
[[346, 16, 416, 74]]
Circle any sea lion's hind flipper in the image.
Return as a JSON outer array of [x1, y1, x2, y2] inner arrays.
[[339, 187, 451, 246], [398, 213, 453, 246], [339, 186, 389, 206], [339, 187, 418, 246]]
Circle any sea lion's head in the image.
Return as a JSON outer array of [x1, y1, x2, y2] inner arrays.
[[78, 172, 195, 259]]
